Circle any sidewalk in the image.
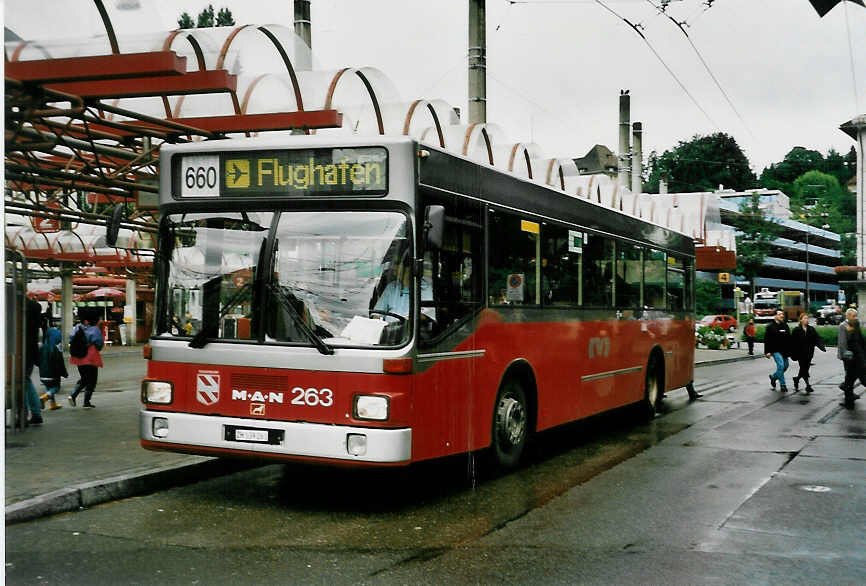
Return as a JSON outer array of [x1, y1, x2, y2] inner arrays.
[[0, 346, 821, 524]]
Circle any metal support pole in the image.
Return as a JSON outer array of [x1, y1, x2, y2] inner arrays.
[[61, 267, 74, 342], [294, 0, 312, 71], [468, 0, 487, 124], [805, 229, 810, 309], [631, 122, 643, 194], [125, 278, 137, 345]]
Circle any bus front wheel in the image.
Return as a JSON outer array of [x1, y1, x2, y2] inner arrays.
[[491, 380, 528, 469]]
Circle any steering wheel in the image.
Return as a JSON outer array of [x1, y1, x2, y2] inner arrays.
[[369, 309, 407, 324]]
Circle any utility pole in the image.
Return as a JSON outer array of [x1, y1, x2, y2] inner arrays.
[[468, 0, 486, 124], [805, 228, 810, 309], [294, 0, 312, 71]]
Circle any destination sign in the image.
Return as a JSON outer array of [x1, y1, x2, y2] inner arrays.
[[175, 147, 388, 198]]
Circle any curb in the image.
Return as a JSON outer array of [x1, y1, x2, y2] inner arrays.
[[695, 354, 763, 368], [5, 458, 259, 525]]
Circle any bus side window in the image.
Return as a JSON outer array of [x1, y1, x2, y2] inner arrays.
[[541, 223, 580, 306], [667, 254, 685, 311], [644, 248, 667, 309], [615, 242, 642, 308], [488, 210, 540, 306], [582, 234, 614, 307]]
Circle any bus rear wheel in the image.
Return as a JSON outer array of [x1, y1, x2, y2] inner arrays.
[[643, 355, 663, 419], [491, 380, 528, 469]]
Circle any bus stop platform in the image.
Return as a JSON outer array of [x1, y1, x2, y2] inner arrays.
[[0, 345, 840, 524]]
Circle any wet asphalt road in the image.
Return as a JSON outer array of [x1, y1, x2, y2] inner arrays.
[[5, 352, 865, 585]]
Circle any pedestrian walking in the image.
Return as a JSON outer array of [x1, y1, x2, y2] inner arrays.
[[764, 309, 791, 392], [68, 308, 104, 408], [39, 319, 68, 410], [837, 307, 864, 409], [744, 318, 757, 355], [790, 312, 825, 393], [24, 297, 45, 424]]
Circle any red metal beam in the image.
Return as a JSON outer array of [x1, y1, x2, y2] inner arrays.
[[6, 52, 187, 83], [696, 246, 737, 272], [131, 110, 343, 134], [45, 70, 236, 99]]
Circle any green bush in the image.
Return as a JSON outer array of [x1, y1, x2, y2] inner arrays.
[[698, 325, 727, 349], [753, 324, 837, 347], [816, 325, 838, 348]]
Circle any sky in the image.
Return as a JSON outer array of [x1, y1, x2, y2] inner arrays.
[[4, 0, 865, 174]]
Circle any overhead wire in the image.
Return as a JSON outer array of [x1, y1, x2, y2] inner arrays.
[[591, 0, 720, 128], [843, 1, 862, 112], [644, 0, 756, 141]]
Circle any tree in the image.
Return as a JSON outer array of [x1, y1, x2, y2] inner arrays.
[[732, 192, 783, 298], [788, 170, 855, 240], [216, 7, 235, 26], [645, 132, 756, 193], [196, 4, 215, 27], [177, 12, 194, 29], [695, 278, 722, 316], [177, 5, 234, 29], [759, 146, 856, 196]]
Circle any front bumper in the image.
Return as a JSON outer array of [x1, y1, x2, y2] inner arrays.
[[140, 410, 412, 463]]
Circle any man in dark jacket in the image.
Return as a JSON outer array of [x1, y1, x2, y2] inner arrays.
[[764, 309, 791, 392]]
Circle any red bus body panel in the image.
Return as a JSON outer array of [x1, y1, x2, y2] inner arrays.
[[143, 312, 694, 465]]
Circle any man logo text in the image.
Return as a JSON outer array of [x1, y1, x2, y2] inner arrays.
[[232, 389, 284, 404]]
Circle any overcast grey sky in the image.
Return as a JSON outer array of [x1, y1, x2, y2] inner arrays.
[[6, 0, 865, 174]]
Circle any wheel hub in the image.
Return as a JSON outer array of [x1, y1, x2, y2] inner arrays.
[[497, 396, 526, 447]]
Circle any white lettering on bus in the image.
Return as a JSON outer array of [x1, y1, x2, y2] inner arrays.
[[231, 389, 285, 404]]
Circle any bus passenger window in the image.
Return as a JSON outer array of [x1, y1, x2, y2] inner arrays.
[[616, 243, 642, 308], [667, 255, 685, 311], [542, 224, 581, 306], [644, 249, 667, 309], [488, 210, 540, 305], [582, 234, 614, 307]]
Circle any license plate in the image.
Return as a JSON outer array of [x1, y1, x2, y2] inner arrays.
[[235, 429, 268, 442], [225, 425, 282, 445]]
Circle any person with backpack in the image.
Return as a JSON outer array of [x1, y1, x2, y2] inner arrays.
[[39, 318, 68, 410], [68, 308, 104, 408]]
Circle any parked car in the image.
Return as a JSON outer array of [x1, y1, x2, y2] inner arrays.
[[816, 303, 843, 325], [696, 314, 738, 332]]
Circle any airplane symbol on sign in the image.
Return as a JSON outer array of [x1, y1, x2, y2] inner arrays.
[[225, 159, 250, 188]]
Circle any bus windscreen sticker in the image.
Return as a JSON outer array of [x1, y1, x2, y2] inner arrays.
[[179, 147, 388, 197]]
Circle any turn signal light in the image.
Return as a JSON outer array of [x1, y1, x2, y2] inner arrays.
[[383, 357, 413, 374]]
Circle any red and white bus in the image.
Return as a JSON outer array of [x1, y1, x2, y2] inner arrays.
[[139, 135, 695, 469]]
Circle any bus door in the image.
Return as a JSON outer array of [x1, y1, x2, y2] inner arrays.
[[413, 196, 484, 461]]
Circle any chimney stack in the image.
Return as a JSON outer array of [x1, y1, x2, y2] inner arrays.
[[618, 90, 631, 189], [631, 122, 643, 194]]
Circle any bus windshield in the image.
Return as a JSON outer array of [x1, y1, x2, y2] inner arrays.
[[159, 210, 412, 348]]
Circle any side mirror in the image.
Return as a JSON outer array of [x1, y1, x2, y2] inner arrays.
[[105, 203, 124, 247], [424, 205, 445, 251]]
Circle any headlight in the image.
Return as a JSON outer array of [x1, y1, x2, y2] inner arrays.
[[142, 380, 173, 404], [353, 395, 389, 421]]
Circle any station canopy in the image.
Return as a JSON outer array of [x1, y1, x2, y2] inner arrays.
[[5, 0, 723, 279]]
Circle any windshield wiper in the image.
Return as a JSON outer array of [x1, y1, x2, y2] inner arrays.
[[188, 280, 252, 349], [268, 283, 334, 355]]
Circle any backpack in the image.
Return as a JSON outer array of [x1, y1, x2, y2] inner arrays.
[[69, 326, 89, 359]]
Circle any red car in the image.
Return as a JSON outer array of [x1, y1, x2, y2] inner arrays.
[[697, 314, 738, 332]]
